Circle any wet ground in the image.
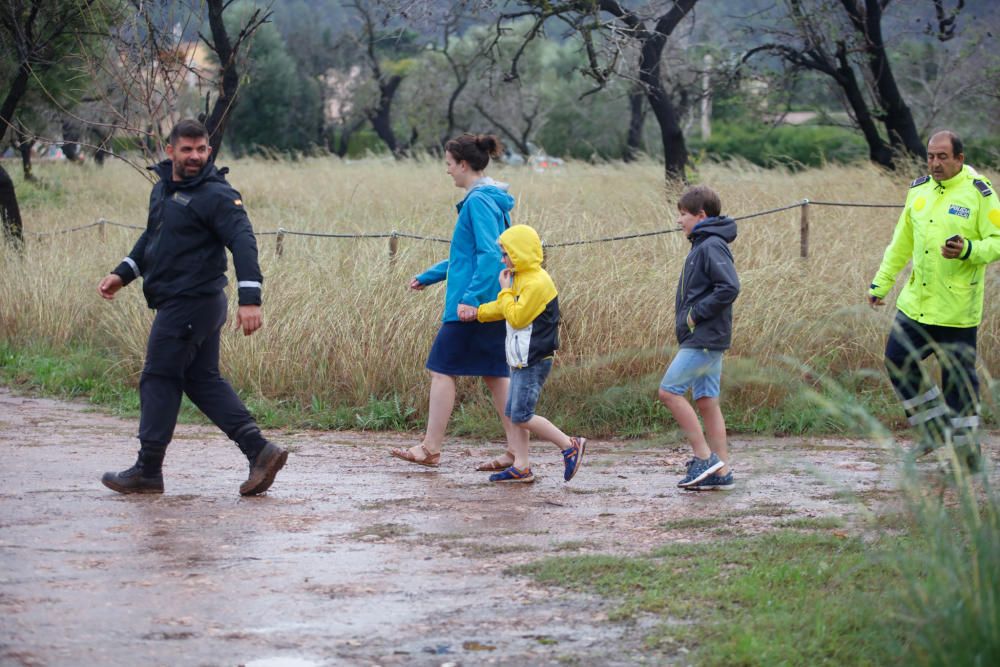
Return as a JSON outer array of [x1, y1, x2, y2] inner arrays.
[[1, 388, 996, 666]]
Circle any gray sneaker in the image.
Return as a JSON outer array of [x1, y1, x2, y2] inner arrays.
[[689, 471, 735, 491], [677, 453, 723, 488]]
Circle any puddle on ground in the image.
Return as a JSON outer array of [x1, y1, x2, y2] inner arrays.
[[0, 388, 995, 665]]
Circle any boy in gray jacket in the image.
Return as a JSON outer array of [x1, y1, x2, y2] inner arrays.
[[658, 185, 740, 490]]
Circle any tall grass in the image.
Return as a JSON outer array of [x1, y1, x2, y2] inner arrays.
[[1, 157, 998, 434], [894, 464, 1000, 666]]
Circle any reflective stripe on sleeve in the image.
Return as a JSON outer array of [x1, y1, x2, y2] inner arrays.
[[237, 281, 262, 289], [123, 257, 140, 277]]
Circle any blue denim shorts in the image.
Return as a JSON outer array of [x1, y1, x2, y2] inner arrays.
[[659, 348, 724, 400], [505, 358, 553, 423]]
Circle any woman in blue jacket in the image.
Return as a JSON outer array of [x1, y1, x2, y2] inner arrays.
[[390, 134, 519, 467]]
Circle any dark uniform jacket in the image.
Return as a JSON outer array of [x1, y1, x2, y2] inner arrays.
[[112, 161, 263, 309], [675, 216, 740, 350]]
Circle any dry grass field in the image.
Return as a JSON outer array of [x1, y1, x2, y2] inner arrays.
[[2, 157, 997, 433]]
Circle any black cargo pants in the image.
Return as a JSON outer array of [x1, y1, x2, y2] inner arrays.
[[884, 310, 980, 455], [138, 292, 265, 460]]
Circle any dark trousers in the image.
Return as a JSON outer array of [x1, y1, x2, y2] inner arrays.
[[138, 293, 263, 460], [884, 310, 980, 449]]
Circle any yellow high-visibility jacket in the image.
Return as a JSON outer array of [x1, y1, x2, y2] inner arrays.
[[870, 165, 1000, 327]]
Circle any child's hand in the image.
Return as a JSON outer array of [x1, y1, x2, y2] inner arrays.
[[686, 312, 696, 330], [457, 304, 478, 321], [499, 269, 513, 289], [409, 277, 425, 291]]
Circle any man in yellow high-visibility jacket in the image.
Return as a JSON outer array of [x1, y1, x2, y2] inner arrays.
[[869, 130, 1000, 472]]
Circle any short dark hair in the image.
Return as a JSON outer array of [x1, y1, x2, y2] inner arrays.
[[678, 185, 722, 218], [445, 133, 504, 171], [169, 119, 209, 145], [929, 129, 963, 157]]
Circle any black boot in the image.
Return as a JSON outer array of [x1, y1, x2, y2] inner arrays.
[[240, 440, 288, 496], [909, 416, 950, 459], [954, 442, 983, 474], [101, 447, 165, 494]]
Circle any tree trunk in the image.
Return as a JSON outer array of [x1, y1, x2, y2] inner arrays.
[[0, 65, 30, 146], [859, 0, 925, 159], [624, 84, 645, 162], [203, 0, 245, 159], [16, 134, 35, 182], [629, 0, 697, 181], [442, 77, 467, 148], [0, 164, 24, 249], [833, 44, 895, 169], [337, 117, 366, 158], [639, 36, 687, 181], [62, 120, 81, 163], [368, 74, 403, 157]]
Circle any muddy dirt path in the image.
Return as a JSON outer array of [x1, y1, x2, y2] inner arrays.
[[1, 389, 995, 666]]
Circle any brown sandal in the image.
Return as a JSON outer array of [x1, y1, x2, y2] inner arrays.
[[389, 445, 441, 468], [475, 454, 515, 472]]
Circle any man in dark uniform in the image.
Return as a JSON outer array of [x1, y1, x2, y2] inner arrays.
[[869, 130, 1000, 472], [98, 119, 287, 495]]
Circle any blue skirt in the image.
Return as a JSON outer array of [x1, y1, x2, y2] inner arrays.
[[426, 320, 509, 377]]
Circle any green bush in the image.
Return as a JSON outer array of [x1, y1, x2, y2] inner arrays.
[[691, 122, 869, 168]]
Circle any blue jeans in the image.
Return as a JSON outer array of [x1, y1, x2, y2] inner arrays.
[[505, 358, 553, 423], [660, 348, 723, 400]]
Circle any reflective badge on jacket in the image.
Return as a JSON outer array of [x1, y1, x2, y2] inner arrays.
[[948, 204, 971, 219]]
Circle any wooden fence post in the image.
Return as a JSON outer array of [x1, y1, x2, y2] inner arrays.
[[98, 218, 106, 244], [276, 228, 285, 258], [388, 232, 399, 265], [799, 199, 810, 259]]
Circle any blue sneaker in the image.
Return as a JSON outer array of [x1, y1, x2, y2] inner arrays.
[[677, 453, 723, 488], [489, 466, 535, 484], [689, 471, 735, 491], [562, 437, 587, 482]]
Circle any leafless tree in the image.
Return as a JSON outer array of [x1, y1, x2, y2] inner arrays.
[[428, 5, 495, 148], [346, 0, 416, 157], [201, 0, 272, 158], [495, 0, 700, 181], [740, 0, 967, 169]]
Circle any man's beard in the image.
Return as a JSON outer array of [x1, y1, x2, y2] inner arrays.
[[175, 159, 205, 179]]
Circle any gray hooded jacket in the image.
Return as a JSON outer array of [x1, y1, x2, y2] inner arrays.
[[674, 216, 740, 350]]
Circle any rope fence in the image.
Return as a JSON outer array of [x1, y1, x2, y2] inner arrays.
[[25, 198, 903, 259]]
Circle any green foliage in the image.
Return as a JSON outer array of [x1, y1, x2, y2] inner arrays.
[[353, 395, 417, 431], [0, 340, 122, 399], [519, 531, 904, 664], [271, 0, 348, 76], [7, 172, 66, 209], [0, 336, 911, 439], [691, 122, 869, 168], [893, 472, 1000, 666], [224, 3, 323, 155], [964, 138, 1000, 170], [0, 0, 125, 142]]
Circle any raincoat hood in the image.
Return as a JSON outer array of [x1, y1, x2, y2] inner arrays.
[[689, 215, 737, 245], [499, 224, 543, 272], [458, 177, 515, 216]]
